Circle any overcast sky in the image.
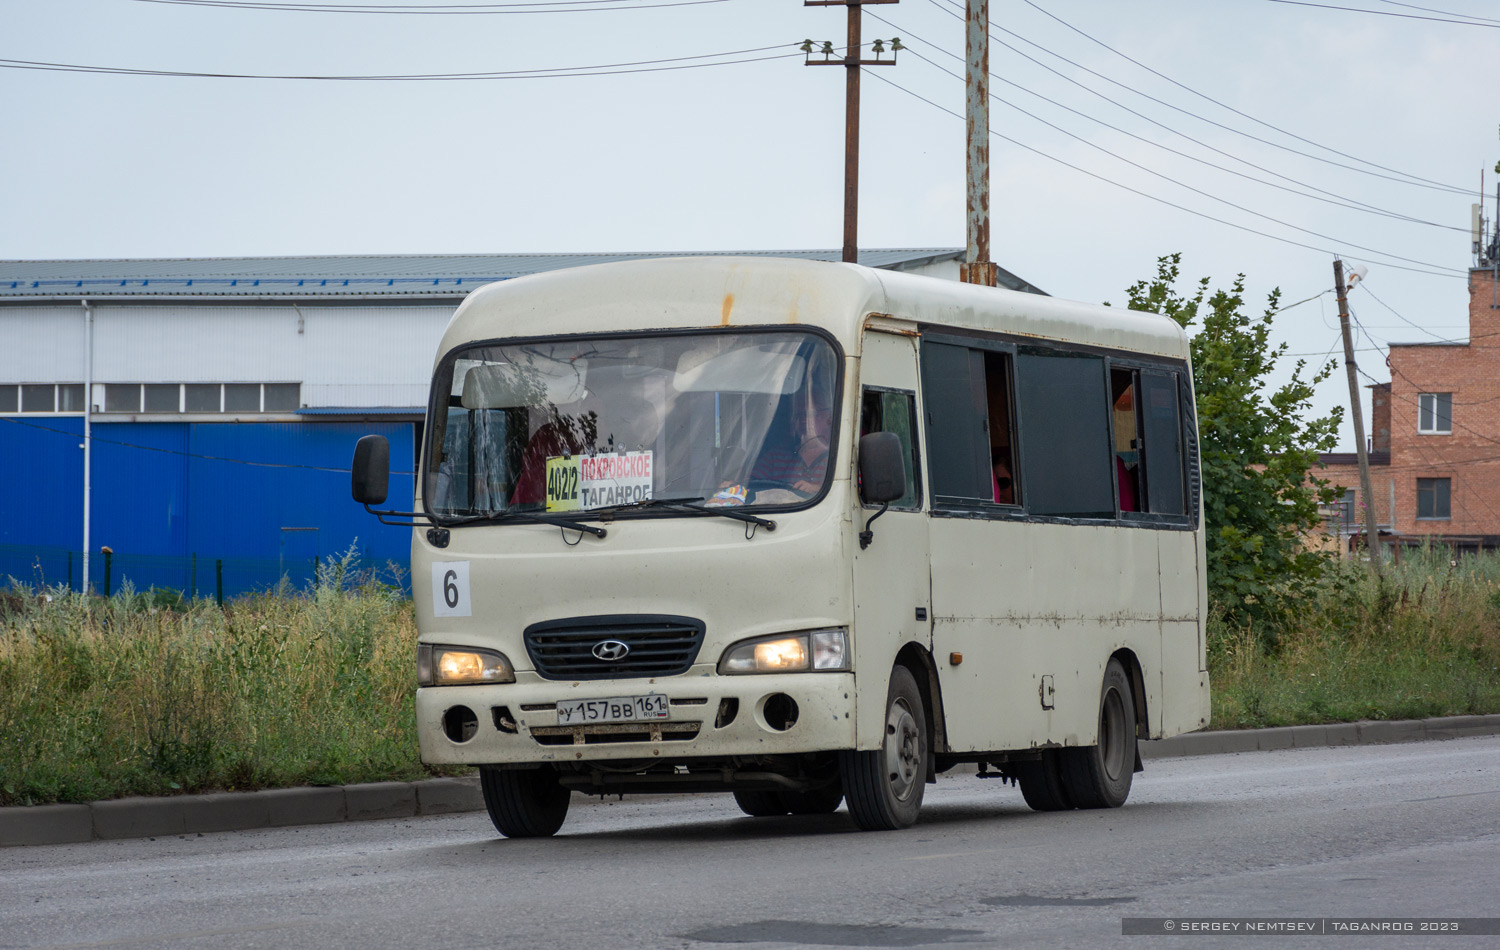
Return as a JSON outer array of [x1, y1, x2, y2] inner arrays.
[[5, 0, 1497, 450]]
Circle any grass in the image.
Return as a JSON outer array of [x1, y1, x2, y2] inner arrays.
[[0, 554, 463, 808], [1209, 547, 1500, 729], [4, 547, 1499, 806]]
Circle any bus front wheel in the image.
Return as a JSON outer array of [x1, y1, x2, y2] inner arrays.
[[1059, 659, 1137, 809], [839, 665, 928, 830], [480, 765, 571, 837]]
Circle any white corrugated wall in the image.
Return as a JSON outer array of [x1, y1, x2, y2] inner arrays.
[[0, 301, 454, 408]]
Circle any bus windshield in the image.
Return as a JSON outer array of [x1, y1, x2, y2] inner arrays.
[[425, 330, 840, 519]]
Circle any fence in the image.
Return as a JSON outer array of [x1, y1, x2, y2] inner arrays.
[[0, 543, 408, 603]]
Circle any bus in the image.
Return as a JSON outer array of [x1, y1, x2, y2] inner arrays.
[[350, 256, 1210, 836]]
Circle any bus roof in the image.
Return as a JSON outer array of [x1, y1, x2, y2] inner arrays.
[[437, 256, 1189, 365]]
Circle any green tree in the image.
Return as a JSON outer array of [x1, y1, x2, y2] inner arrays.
[[1120, 254, 1344, 631]]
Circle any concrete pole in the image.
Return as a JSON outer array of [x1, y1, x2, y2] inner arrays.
[[1333, 260, 1382, 576], [962, 0, 997, 287]]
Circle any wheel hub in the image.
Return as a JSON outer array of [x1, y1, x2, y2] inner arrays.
[[885, 698, 921, 802]]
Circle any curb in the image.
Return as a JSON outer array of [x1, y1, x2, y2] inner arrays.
[[5, 715, 1500, 848], [0, 776, 482, 849]]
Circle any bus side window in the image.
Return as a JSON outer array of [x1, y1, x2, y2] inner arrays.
[[1014, 349, 1114, 518], [1139, 371, 1186, 515], [920, 340, 1019, 508], [984, 351, 1017, 505], [860, 388, 921, 509], [1110, 368, 1141, 513]]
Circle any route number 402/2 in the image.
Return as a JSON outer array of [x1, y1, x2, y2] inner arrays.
[[431, 561, 472, 617]]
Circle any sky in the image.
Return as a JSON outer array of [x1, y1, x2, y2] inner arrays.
[[4, 0, 1498, 450]]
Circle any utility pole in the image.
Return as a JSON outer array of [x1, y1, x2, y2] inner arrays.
[[961, 0, 998, 286], [1334, 258, 1382, 576], [804, 1, 900, 264], [82, 298, 93, 595]]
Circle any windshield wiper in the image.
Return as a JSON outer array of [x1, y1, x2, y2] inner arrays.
[[589, 495, 706, 514], [447, 509, 607, 538], [589, 495, 776, 531]]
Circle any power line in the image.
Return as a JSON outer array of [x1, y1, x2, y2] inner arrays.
[[0, 43, 800, 81], [1357, 282, 1460, 342], [863, 68, 1467, 279], [895, 49, 1466, 273], [130, 0, 732, 13], [1372, 0, 1500, 26], [927, 0, 1474, 197], [904, 2, 1477, 228], [1018, 0, 1474, 194], [876, 20, 1464, 233], [1254, 0, 1500, 28]]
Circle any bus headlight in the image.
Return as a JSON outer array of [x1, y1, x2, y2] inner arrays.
[[718, 629, 849, 674], [418, 644, 516, 686]]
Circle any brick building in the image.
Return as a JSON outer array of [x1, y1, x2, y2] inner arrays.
[[1319, 264, 1500, 553]]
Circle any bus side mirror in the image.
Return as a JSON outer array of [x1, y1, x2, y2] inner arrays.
[[859, 432, 907, 504], [352, 434, 391, 506]]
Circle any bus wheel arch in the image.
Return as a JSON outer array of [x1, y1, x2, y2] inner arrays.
[[1110, 647, 1150, 751], [894, 642, 948, 765], [840, 662, 930, 830], [1059, 656, 1138, 809]]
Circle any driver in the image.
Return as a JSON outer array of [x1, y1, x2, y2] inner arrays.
[[749, 397, 832, 495]]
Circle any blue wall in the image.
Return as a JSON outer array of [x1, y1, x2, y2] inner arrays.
[[0, 417, 414, 596]]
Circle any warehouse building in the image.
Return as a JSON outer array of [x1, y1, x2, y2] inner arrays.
[[1, 250, 1039, 596]]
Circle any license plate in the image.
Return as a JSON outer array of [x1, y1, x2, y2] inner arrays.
[[555, 694, 669, 726]]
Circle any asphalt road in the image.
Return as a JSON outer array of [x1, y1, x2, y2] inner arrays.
[[3, 737, 1498, 950]]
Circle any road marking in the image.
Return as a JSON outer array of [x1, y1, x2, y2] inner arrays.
[[1402, 788, 1500, 803], [33, 921, 309, 949], [905, 847, 1008, 861]]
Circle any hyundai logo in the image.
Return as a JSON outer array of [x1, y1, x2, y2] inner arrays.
[[592, 639, 631, 662]]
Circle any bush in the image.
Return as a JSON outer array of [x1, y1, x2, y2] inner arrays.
[[0, 564, 452, 807]]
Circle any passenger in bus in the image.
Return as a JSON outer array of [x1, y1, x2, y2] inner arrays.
[[992, 456, 1014, 505], [1116, 456, 1138, 512]]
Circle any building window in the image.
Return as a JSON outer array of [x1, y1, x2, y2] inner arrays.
[[1323, 487, 1356, 532], [144, 384, 180, 413], [21, 384, 55, 412], [1418, 393, 1452, 434], [263, 383, 301, 412], [0, 386, 16, 413], [58, 384, 86, 412], [1416, 477, 1451, 520], [185, 384, 220, 412], [105, 384, 141, 413], [223, 384, 259, 412]]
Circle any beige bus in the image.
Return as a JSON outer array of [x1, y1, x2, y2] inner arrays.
[[351, 256, 1210, 836]]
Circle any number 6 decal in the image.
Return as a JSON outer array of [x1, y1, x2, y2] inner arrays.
[[431, 561, 471, 618]]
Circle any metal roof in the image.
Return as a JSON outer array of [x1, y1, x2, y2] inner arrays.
[[0, 249, 1049, 300]]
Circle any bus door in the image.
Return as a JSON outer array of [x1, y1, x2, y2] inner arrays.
[[851, 328, 932, 749]]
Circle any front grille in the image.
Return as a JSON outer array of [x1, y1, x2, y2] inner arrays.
[[523, 615, 706, 680], [529, 721, 702, 746]]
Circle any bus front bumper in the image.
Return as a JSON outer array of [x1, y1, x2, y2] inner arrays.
[[415, 670, 858, 765]]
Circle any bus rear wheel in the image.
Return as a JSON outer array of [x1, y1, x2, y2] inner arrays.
[[839, 665, 928, 830], [1059, 659, 1137, 809], [1013, 750, 1073, 812], [480, 765, 571, 837], [732, 790, 789, 817]]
